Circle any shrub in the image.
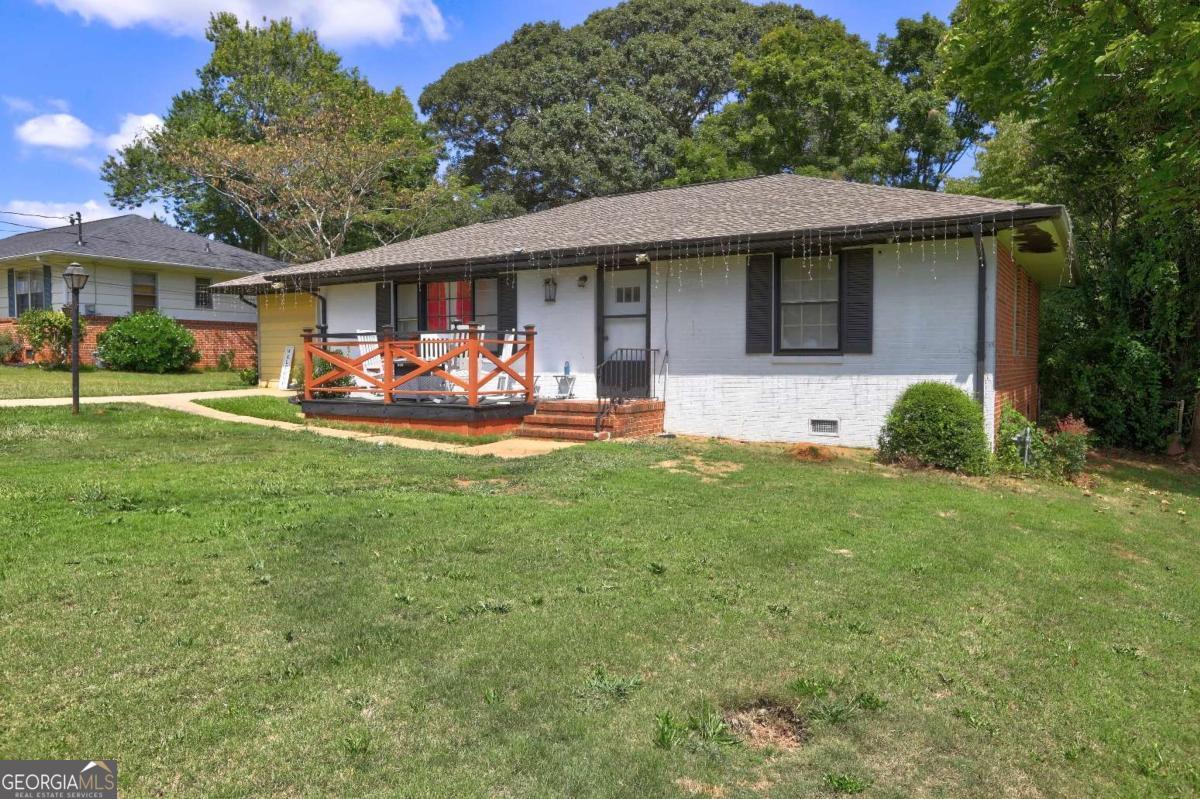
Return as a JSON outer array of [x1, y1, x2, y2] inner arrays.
[[16, 309, 79, 368], [95, 312, 201, 373], [996, 405, 1092, 479], [216, 349, 237, 372], [237, 367, 259, 386], [0, 331, 21, 363], [878, 382, 990, 474], [310, 354, 354, 398]]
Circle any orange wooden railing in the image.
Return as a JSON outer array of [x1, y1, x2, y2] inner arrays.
[[301, 325, 536, 406]]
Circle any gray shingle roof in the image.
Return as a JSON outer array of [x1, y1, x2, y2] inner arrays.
[[214, 174, 1062, 291], [0, 214, 283, 274]]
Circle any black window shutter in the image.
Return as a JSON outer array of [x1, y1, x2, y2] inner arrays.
[[42, 265, 53, 310], [497, 273, 518, 331], [745, 253, 773, 353], [6, 269, 14, 317], [841, 248, 874, 354], [374, 281, 393, 329]]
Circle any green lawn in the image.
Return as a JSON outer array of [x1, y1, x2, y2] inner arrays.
[[1, 405, 1197, 798], [194, 394, 506, 445], [0, 365, 245, 399]]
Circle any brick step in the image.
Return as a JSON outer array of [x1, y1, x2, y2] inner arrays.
[[522, 412, 601, 427], [515, 425, 610, 441], [535, 400, 602, 413]]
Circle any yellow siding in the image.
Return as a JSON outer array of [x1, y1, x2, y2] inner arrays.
[[258, 293, 316, 388]]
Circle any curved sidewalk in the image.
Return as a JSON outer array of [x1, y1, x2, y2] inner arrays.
[[0, 388, 578, 459]]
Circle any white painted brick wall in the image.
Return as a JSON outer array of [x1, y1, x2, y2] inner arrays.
[[316, 240, 999, 446], [647, 243, 998, 447]]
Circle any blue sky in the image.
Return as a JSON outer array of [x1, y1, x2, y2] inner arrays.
[[0, 0, 958, 237]]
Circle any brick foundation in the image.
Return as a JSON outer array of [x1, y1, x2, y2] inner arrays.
[[604, 399, 666, 438], [994, 244, 1040, 429], [0, 316, 256, 370]]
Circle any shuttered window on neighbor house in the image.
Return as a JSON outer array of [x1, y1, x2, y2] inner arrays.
[[744, 248, 873, 355], [132, 271, 157, 313]]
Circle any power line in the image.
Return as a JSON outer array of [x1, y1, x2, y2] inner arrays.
[[0, 209, 71, 221]]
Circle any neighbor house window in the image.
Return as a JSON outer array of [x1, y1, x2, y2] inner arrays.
[[13, 269, 45, 314], [132, 271, 157, 313], [778, 256, 839, 352], [195, 277, 213, 309]]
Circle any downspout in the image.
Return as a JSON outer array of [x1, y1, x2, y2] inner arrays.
[[972, 223, 988, 405], [307, 290, 328, 334]]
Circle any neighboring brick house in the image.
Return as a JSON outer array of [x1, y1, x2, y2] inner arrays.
[[0, 215, 283, 368], [214, 174, 1072, 445]]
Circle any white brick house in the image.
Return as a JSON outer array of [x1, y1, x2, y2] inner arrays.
[[213, 175, 1071, 445]]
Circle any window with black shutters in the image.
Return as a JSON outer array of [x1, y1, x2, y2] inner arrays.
[[778, 255, 840, 352]]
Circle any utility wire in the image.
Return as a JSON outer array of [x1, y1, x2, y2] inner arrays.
[[0, 209, 71, 221]]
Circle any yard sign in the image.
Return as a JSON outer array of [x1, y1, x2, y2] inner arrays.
[[278, 345, 295, 388]]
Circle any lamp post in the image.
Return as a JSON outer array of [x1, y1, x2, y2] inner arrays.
[[62, 263, 89, 415]]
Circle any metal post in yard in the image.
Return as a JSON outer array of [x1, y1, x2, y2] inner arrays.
[[61, 263, 89, 415]]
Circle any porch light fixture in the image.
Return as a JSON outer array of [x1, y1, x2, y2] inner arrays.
[[577, 274, 588, 288], [61, 263, 89, 415], [543, 277, 557, 303]]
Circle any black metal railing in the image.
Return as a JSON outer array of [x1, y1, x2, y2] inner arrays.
[[595, 348, 659, 433]]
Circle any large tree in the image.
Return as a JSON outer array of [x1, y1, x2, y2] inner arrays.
[[876, 14, 984, 190], [102, 13, 495, 260], [943, 0, 1200, 449], [418, 0, 809, 210], [671, 19, 896, 184]]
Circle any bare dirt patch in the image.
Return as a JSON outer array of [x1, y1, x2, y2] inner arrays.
[[724, 701, 808, 751], [790, 443, 835, 462], [675, 778, 726, 797], [654, 455, 743, 483], [1111, 545, 1151, 565]]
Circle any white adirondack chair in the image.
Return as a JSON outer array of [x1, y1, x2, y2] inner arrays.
[[485, 330, 519, 404], [351, 330, 385, 399]]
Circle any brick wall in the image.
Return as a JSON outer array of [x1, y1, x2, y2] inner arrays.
[[0, 316, 256, 369], [993, 243, 1040, 428], [605, 399, 665, 438]]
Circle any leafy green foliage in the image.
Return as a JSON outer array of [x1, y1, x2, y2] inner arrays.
[[0, 332, 21, 363], [878, 382, 990, 474], [943, 0, 1200, 451], [420, 0, 808, 209], [16, 310, 79, 369], [997, 406, 1093, 480], [673, 20, 894, 184], [95, 312, 201, 374]]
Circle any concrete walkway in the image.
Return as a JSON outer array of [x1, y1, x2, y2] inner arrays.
[[0, 388, 578, 459]]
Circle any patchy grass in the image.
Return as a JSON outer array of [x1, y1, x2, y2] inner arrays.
[[194, 394, 505, 446], [1, 404, 1198, 797], [0, 365, 243, 399]]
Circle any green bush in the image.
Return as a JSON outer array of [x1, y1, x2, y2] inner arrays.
[[0, 331, 21, 363], [216, 349, 237, 372], [310, 354, 354, 398], [237, 367, 259, 386], [16, 309, 79, 368], [996, 405, 1092, 479], [95, 312, 201, 373], [878, 382, 990, 474]]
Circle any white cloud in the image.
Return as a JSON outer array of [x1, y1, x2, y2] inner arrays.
[[104, 112, 163, 152], [2, 96, 36, 114], [15, 113, 95, 149], [35, 0, 447, 44]]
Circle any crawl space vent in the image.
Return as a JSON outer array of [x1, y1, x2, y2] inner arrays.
[[810, 419, 839, 435]]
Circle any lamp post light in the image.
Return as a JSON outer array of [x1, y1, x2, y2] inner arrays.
[[61, 263, 89, 415]]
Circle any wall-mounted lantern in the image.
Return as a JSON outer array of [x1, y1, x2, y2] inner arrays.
[[577, 274, 589, 288], [543, 277, 557, 303]]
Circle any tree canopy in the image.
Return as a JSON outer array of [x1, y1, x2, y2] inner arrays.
[[418, 0, 809, 209], [943, 0, 1200, 448]]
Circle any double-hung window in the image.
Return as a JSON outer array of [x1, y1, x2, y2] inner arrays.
[[778, 255, 839, 352], [195, 277, 213, 309], [13, 269, 45, 314], [132, 271, 157, 313]]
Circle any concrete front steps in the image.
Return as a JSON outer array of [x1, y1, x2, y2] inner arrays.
[[516, 399, 666, 441]]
